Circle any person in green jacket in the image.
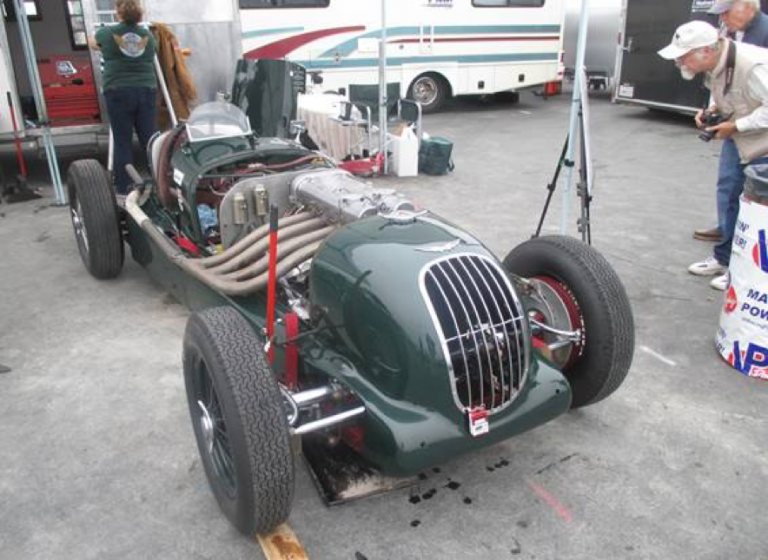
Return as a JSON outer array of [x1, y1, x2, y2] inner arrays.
[[91, 0, 157, 195]]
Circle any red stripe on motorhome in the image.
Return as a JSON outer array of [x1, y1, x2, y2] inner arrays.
[[244, 26, 365, 59]]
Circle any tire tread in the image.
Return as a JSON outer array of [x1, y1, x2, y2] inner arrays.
[[67, 159, 123, 279], [504, 235, 634, 407], [184, 307, 294, 535]]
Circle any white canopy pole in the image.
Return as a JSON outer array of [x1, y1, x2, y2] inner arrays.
[[560, 0, 590, 233], [13, 0, 66, 205], [379, 0, 388, 174]]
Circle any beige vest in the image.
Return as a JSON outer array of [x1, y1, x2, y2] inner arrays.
[[710, 41, 768, 162]]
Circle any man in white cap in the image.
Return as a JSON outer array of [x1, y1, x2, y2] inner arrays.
[[693, 0, 768, 245], [659, 20, 768, 290]]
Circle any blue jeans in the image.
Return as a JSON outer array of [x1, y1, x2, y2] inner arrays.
[[104, 87, 157, 194], [714, 139, 768, 266]]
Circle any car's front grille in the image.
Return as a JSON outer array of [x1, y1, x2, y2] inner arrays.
[[421, 254, 529, 414]]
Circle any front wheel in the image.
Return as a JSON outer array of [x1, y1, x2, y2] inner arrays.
[[183, 307, 294, 535], [503, 236, 635, 408]]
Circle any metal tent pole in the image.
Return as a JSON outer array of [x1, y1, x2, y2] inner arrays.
[[13, 0, 66, 205], [560, 0, 590, 233], [379, 0, 388, 174]]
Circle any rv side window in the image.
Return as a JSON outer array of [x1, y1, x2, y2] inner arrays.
[[473, 0, 545, 6], [240, 0, 330, 8]]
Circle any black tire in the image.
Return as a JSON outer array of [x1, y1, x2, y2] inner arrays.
[[503, 236, 634, 408], [408, 73, 448, 114], [67, 159, 124, 280], [183, 307, 294, 536]]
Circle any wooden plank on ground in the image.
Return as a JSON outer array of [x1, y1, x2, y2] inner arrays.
[[257, 523, 309, 560]]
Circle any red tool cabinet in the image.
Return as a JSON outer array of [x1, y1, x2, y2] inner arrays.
[[37, 53, 101, 127]]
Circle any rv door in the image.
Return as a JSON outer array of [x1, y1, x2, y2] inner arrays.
[[420, 24, 434, 54]]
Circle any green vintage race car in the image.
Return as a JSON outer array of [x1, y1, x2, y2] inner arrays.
[[67, 100, 634, 536]]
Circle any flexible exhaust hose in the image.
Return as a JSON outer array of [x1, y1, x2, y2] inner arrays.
[[204, 217, 327, 275], [197, 211, 314, 268], [125, 191, 333, 296]]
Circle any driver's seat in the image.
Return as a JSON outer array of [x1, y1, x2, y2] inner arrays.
[[149, 130, 172, 183], [148, 125, 187, 208]]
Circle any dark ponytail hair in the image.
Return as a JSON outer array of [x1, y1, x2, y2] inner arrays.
[[116, 0, 143, 25]]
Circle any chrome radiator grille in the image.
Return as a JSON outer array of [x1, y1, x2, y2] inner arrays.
[[421, 254, 529, 414]]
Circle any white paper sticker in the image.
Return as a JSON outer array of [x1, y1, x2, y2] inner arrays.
[[467, 408, 490, 437], [618, 84, 635, 98], [173, 168, 184, 186]]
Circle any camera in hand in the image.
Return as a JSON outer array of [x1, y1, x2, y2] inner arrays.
[[699, 111, 726, 142]]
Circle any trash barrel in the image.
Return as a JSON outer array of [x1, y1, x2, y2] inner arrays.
[[716, 165, 768, 379]]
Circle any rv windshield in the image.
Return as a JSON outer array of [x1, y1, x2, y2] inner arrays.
[[186, 102, 252, 143]]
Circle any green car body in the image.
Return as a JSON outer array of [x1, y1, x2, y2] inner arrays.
[[123, 132, 572, 477]]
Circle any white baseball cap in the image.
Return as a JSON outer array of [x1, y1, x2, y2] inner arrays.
[[658, 21, 720, 60]]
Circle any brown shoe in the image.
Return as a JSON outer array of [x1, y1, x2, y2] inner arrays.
[[693, 226, 722, 242]]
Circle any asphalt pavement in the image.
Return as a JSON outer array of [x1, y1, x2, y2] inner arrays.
[[1, 89, 766, 560]]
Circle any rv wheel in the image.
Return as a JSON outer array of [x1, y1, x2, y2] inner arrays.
[[183, 307, 294, 536], [67, 159, 124, 280], [503, 236, 635, 408], [409, 73, 448, 113]]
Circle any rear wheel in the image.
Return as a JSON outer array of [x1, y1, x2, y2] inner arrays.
[[503, 236, 634, 408], [67, 159, 124, 280], [409, 73, 448, 114], [183, 307, 294, 536]]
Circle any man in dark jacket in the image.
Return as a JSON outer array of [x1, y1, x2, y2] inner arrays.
[[690, 0, 768, 290]]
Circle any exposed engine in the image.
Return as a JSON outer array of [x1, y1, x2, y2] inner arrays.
[[217, 168, 414, 248], [134, 166, 417, 298]]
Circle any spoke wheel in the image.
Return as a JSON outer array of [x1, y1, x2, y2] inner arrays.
[[529, 276, 585, 370], [183, 306, 294, 536], [71, 199, 90, 257], [192, 361, 236, 498]]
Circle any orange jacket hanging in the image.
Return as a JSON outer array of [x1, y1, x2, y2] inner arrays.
[[151, 22, 197, 129]]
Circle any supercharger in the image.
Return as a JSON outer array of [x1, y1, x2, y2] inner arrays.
[[290, 169, 415, 224]]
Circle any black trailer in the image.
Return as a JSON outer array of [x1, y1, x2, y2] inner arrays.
[[613, 0, 768, 114], [613, 0, 723, 114]]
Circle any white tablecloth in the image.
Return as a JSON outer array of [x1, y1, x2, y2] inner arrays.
[[297, 93, 366, 161]]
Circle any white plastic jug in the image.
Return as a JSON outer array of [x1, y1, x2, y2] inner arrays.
[[390, 128, 419, 178]]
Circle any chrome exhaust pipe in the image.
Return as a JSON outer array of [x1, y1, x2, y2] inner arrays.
[[293, 406, 366, 436], [292, 386, 335, 407]]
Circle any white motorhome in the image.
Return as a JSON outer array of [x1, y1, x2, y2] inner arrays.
[[0, 0, 564, 159], [240, 0, 566, 112]]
